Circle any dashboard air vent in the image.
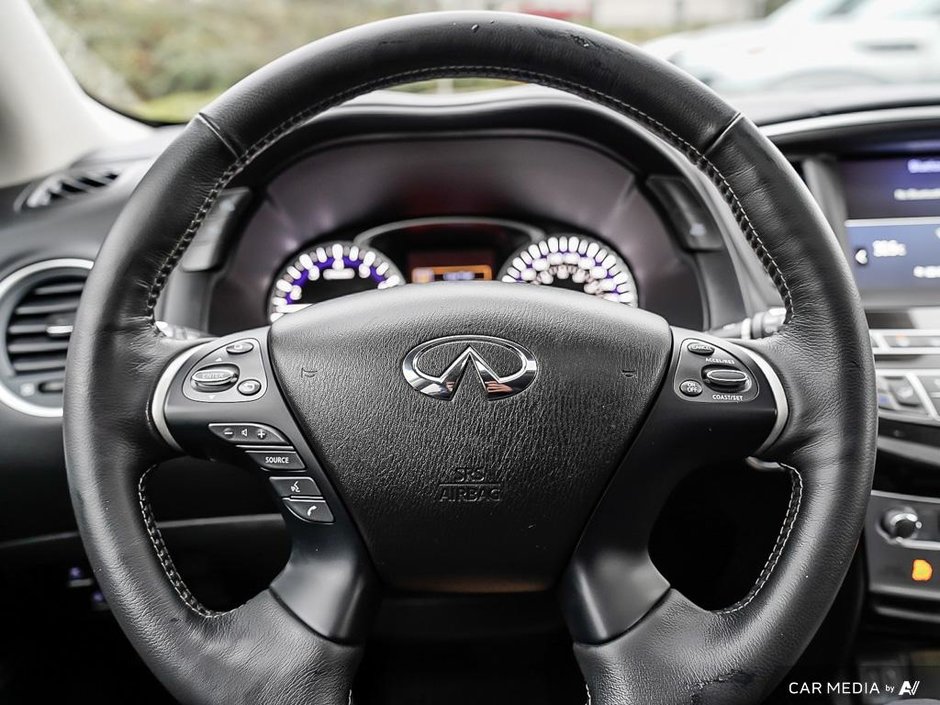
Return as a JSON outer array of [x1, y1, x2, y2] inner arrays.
[[24, 167, 122, 209], [0, 259, 93, 416]]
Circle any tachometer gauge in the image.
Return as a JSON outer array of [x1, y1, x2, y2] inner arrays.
[[268, 241, 404, 321], [499, 235, 638, 305]]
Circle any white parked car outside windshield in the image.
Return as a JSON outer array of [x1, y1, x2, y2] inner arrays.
[[645, 0, 940, 94]]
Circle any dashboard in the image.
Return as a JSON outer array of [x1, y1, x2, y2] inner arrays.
[[5, 88, 940, 667], [190, 116, 714, 339]]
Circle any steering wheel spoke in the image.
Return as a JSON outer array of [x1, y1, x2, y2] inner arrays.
[[561, 327, 787, 643], [152, 327, 379, 641]]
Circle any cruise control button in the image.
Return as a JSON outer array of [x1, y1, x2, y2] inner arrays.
[[237, 379, 262, 396], [246, 449, 305, 471], [225, 340, 254, 355], [687, 341, 715, 356], [283, 497, 334, 524], [191, 364, 239, 391], [679, 379, 703, 397], [270, 476, 321, 497], [703, 367, 750, 392], [209, 423, 288, 445]]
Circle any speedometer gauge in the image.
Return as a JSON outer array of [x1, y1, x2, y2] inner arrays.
[[499, 235, 638, 305], [268, 241, 403, 321]]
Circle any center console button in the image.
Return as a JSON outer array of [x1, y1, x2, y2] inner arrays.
[[283, 498, 334, 524], [270, 476, 321, 497], [246, 449, 305, 471], [918, 374, 940, 397], [888, 379, 923, 409], [882, 508, 922, 540], [876, 376, 896, 410], [190, 364, 239, 391], [209, 423, 288, 445]]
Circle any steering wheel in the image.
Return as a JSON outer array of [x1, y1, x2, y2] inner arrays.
[[63, 11, 876, 705]]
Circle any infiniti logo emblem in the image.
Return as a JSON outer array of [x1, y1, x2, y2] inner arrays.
[[402, 335, 538, 401]]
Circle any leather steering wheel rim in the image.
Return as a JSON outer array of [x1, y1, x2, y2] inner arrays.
[[63, 11, 876, 705]]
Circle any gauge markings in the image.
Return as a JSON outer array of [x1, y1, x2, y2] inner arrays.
[[500, 235, 638, 305], [268, 241, 403, 321]]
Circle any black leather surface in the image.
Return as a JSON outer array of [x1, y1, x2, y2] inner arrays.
[[270, 282, 671, 592], [573, 109, 877, 705], [63, 10, 875, 705]]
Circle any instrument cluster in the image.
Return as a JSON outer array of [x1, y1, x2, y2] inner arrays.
[[266, 218, 638, 321]]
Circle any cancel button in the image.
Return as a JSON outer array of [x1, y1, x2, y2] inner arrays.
[[245, 449, 305, 471]]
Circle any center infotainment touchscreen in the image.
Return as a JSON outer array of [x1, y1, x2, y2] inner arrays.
[[841, 156, 940, 297]]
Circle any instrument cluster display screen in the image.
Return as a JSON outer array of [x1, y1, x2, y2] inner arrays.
[[842, 156, 940, 294], [408, 250, 494, 284]]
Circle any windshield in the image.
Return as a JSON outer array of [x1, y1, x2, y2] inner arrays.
[[31, 0, 940, 123]]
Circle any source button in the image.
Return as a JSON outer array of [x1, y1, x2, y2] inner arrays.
[[245, 449, 305, 471]]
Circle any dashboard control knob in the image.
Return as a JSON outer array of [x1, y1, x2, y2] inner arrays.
[[882, 508, 922, 540]]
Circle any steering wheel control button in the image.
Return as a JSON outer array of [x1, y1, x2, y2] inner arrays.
[[270, 476, 321, 498], [246, 449, 305, 471], [182, 338, 267, 402], [702, 367, 751, 392], [673, 337, 760, 403], [686, 341, 715, 356], [190, 364, 239, 392], [237, 379, 262, 396], [209, 423, 288, 445], [225, 340, 254, 355], [283, 497, 334, 524]]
